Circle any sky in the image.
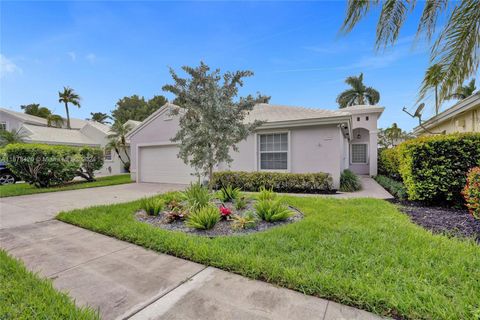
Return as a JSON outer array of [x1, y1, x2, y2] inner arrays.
[[0, 1, 463, 131]]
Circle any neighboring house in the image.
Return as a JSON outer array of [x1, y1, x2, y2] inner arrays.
[[127, 103, 384, 188], [413, 93, 480, 136], [0, 107, 137, 176]]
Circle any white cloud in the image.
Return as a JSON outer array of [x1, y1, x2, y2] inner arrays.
[[0, 54, 22, 78], [85, 53, 96, 63], [68, 51, 77, 61]]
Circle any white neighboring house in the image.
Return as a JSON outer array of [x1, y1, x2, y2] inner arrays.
[[0, 107, 141, 176], [127, 103, 384, 188]]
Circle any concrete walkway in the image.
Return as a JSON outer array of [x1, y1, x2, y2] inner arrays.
[[0, 184, 385, 320]]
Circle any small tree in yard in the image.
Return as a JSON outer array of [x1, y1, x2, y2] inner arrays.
[[162, 62, 268, 183]]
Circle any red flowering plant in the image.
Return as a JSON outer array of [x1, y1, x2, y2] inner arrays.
[[462, 167, 480, 220], [219, 205, 232, 219]]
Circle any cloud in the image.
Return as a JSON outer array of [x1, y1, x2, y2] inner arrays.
[[85, 53, 96, 64], [68, 51, 77, 61], [0, 54, 22, 78]]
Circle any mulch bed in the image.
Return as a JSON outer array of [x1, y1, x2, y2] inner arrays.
[[394, 201, 480, 243], [136, 198, 304, 237]]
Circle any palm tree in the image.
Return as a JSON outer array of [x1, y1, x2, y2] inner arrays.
[[0, 128, 27, 147], [20, 104, 52, 119], [107, 122, 133, 171], [340, 0, 480, 103], [336, 73, 380, 108], [448, 79, 477, 100], [89, 112, 111, 124], [419, 64, 444, 115], [58, 87, 81, 129], [46, 114, 65, 128]]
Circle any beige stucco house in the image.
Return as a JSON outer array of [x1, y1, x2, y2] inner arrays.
[[127, 103, 384, 188], [413, 93, 480, 136], [0, 107, 140, 176]]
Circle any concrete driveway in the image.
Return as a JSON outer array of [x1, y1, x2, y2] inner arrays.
[[0, 183, 185, 229], [0, 183, 384, 320]]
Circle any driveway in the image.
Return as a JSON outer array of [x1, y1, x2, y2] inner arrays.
[[0, 183, 185, 229], [0, 183, 384, 320]]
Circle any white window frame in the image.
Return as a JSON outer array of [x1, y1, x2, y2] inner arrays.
[[350, 143, 368, 164], [0, 121, 7, 131], [104, 148, 113, 161], [255, 131, 291, 172]]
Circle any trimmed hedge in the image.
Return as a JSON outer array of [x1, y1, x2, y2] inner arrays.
[[463, 167, 480, 219], [3, 144, 104, 188], [210, 171, 334, 193], [374, 175, 407, 200], [397, 133, 480, 205], [378, 148, 401, 180]]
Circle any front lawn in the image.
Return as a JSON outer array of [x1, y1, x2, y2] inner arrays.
[[57, 195, 480, 319], [0, 174, 132, 198], [0, 249, 99, 319]]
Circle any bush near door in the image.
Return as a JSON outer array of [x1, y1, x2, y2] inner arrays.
[[463, 167, 480, 220], [210, 171, 333, 194], [378, 147, 401, 180], [397, 133, 480, 205]]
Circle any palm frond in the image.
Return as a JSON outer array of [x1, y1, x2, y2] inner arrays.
[[336, 89, 359, 108], [341, 0, 379, 34], [376, 0, 411, 50], [365, 87, 380, 104], [416, 0, 448, 41]]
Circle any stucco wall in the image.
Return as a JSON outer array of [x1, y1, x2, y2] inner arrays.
[[0, 111, 24, 131], [421, 106, 480, 135]]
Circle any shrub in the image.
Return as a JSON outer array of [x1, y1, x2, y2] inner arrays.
[[231, 211, 257, 230], [339, 169, 361, 192], [257, 186, 277, 201], [463, 167, 480, 219], [186, 205, 220, 230], [182, 183, 212, 212], [162, 192, 184, 209], [234, 196, 248, 210], [140, 197, 165, 216], [163, 209, 188, 223], [374, 175, 408, 200], [378, 148, 401, 180], [210, 171, 333, 193], [218, 185, 241, 202], [3, 143, 82, 187], [219, 205, 232, 219], [76, 147, 104, 182], [397, 133, 480, 204], [254, 199, 293, 222]]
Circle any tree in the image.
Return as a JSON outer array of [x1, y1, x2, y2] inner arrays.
[[46, 114, 64, 128], [340, 0, 480, 104], [89, 112, 111, 124], [58, 87, 81, 129], [111, 95, 167, 124], [419, 64, 444, 115], [107, 122, 133, 171], [336, 73, 380, 108], [448, 79, 477, 100], [0, 128, 27, 147], [20, 104, 52, 118], [378, 123, 413, 149], [162, 62, 268, 183]]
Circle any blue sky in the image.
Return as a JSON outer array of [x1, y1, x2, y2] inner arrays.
[[0, 1, 457, 130]]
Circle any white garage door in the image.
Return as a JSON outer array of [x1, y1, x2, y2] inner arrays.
[[138, 145, 196, 184]]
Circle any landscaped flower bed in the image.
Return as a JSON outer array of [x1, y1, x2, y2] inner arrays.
[[135, 184, 303, 236]]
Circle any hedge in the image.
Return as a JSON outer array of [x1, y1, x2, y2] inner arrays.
[[2, 144, 104, 188], [374, 175, 407, 200], [378, 148, 401, 180], [210, 171, 334, 193], [463, 167, 480, 219], [397, 133, 480, 205]]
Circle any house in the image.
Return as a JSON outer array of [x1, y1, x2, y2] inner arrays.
[[127, 103, 384, 188], [0, 107, 140, 176], [413, 93, 480, 136]]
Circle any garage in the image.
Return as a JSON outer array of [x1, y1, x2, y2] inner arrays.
[[138, 145, 196, 184]]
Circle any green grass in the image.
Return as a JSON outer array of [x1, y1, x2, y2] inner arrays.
[[57, 195, 480, 320], [0, 174, 132, 198], [0, 249, 99, 319]]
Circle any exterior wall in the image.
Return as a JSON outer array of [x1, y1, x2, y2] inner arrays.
[[348, 111, 380, 176], [418, 105, 480, 135], [349, 128, 370, 175], [0, 111, 24, 131]]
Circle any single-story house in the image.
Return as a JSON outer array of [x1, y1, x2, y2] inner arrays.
[[0, 107, 141, 176], [127, 103, 384, 188], [413, 93, 480, 136]]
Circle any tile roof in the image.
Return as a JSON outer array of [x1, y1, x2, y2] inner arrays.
[[22, 124, 98, 146], [0, 107, 88, 129]]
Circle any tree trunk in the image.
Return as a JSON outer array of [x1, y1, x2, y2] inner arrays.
[[65, 102, 71, 129], [208, 164, 213, 191]]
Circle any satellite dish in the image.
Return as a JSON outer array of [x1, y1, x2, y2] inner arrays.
[[413, 103, 425, 118]]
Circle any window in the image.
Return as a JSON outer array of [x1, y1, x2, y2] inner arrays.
[[259, 133, 288, 170], [104, 148, 112, 161], [366, 116, 369, 121], [0, 122, 7, 131], [351, 144, 367, 164]]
